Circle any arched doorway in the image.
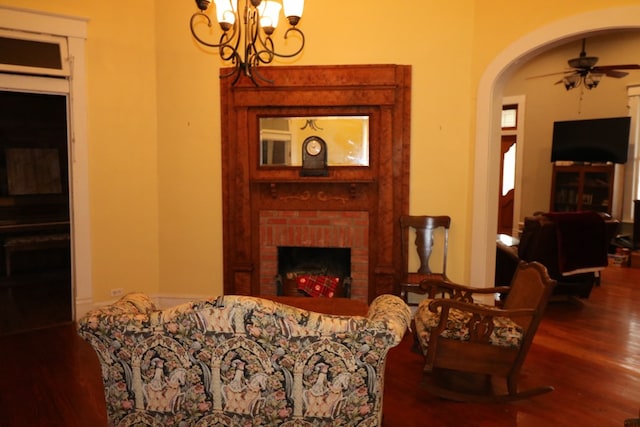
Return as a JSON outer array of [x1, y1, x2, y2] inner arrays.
[[470, 6, 640, 287]]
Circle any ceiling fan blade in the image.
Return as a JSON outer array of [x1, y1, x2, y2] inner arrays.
[[526, 70, 574, 80], [603, 70, 629, 78], [592, 64, 640, 71]]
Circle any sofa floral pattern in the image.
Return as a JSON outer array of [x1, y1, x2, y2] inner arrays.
[[77, 293, 411, 427]]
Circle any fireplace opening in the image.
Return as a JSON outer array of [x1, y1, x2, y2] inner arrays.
[[276, 246, 352, 298]]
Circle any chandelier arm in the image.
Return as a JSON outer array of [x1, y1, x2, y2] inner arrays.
[[245, 64, 275, 85], [229, 64, 244, 85], [219, 32, 242, 62], [220, 67, 240, 79], [189, 12, 239, 50], [274, 27, 306, 59], [247, 11, 259, 61], [255, 27, 305, 60], [254, 37, 276, 64], [218, 56, 242, 79]]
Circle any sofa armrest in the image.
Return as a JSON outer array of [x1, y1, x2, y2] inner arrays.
[[367, 294, 412, 344], [77, 292, 157, 334]]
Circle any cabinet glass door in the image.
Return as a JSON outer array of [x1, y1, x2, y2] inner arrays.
[[553, 171, 579, 211], [582, 171, 610, 213]]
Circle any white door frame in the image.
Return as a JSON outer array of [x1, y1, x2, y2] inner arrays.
[[0, 6, 92, 317]]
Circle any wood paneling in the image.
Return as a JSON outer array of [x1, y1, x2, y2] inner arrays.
[[220, 65, 412, 302]]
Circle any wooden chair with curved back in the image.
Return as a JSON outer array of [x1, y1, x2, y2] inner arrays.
[[413, 261, 556, 402], [399, 215, 451, 305]]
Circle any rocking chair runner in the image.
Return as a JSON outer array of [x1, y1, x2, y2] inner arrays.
[[413, 261, 556, 402]]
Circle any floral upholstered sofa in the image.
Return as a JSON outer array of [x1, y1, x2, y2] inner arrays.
[[77, 293, 411, 427]]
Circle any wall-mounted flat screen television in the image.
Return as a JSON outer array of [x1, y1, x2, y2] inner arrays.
[[551, 116, 631, 164]]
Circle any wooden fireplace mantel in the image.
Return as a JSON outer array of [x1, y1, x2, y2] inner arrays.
[[220, 64, 411, 303]]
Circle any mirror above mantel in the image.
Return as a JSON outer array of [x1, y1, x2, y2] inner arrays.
[[260, 116, 370, 166]]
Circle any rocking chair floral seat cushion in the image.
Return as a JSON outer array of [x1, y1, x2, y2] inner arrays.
[[412, 261, 556, 403], [414, 299, 524, 349]]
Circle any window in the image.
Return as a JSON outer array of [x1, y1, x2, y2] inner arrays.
[[501, 104, 518, 130], [0, 29, 69, 77]]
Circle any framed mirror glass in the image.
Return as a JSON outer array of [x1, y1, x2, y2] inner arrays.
[[259, 116, 369, 166]]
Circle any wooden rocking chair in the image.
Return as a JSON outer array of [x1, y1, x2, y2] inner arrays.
[[413, 261, 556, 402]]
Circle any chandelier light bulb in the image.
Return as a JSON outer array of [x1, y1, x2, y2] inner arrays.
[[282, 0, 304, 26], [213, 0, 236, 30], [259, 1, 282, 35]]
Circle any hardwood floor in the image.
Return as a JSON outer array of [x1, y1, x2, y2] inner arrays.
[[0, 257, 72, 335], [0, 269, 72, 335], [383, 264, 640, 426], [1, 265, 639, 426]]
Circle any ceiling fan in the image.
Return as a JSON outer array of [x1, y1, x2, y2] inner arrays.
[[529, 38, 640, 90]]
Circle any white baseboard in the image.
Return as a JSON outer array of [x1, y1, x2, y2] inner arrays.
[[74, 296, 94, 320]]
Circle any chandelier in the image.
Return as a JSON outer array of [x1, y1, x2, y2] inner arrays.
[[189, 0, 305, 85]]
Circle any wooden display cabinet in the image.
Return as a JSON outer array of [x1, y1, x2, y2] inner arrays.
[[550, 163, 614, 214]]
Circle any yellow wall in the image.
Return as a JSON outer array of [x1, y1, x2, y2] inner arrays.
[[2, 0, 638, 302]]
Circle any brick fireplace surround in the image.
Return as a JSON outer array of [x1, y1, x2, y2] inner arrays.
[[260, 210, 369, 301], [220, 64, 411, 303]]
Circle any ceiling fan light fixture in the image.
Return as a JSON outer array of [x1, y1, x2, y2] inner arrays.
[[563, 74, 579, 91], [584, 72, 603, 89]]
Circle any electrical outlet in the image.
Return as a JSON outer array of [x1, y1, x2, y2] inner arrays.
[[110, 288, 123, 297]]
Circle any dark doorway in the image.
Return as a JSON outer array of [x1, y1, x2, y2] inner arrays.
[[0, 90, 72, 335]]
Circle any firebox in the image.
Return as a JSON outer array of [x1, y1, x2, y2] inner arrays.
[[276, 246, 352, 298]]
